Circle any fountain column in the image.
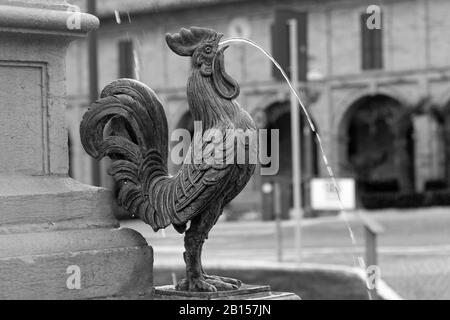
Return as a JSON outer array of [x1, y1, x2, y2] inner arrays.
[[0, 0, 153, 299]]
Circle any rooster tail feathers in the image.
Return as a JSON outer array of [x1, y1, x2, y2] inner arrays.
[[80, 79, 169, 164], [107, 160, 142, 215], [139, 150, 169, 192], [108, 160, 168, 231], [80, 79, 171, 231]]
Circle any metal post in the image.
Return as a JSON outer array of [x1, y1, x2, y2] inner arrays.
[[365, 227, 377, 268], [87, 0, 101, 187], [365, 226, 377, 298], [288, 19, 303, 262], [360, 212, 384, 298], [274, 182, 283, 262]]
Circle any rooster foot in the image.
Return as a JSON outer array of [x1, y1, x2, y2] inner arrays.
[[176, 277, 217, 292], [203, 274, 242, 288], [204, 277, 239, 291], [175, 275, 241, 292]]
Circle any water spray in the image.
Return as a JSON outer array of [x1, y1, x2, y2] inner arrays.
[[219, 37, 364, 269]]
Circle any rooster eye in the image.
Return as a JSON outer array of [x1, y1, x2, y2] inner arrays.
[[204, 46, 212, 54]]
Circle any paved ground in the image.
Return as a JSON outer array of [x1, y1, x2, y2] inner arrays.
[[122, 207, 450, 300]]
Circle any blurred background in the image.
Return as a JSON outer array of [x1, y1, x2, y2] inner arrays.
[[65, 0, 450, 299]]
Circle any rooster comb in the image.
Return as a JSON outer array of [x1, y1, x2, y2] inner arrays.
[[166, 27, 223, 56]]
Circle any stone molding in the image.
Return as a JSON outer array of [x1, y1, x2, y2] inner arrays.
[[0, 3, 98, 36]]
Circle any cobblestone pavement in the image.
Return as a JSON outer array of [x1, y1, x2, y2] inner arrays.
[[122, 207, 450, 300]]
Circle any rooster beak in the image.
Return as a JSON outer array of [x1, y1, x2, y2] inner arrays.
[[217, 45, 229, 54]]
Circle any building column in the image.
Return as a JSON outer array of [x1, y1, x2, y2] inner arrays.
[[394, 137, 414, 193], [0, 1, 153, 299], [444, 117, 450, 188], [393, 113, 415, 194], [302, 124, 313, 216]]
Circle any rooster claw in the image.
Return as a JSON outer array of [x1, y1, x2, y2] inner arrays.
[[176, 277, 217, 292], [203, 274, 242, 288], [176, 275, 241, 292], [205, 278, 238, 291]]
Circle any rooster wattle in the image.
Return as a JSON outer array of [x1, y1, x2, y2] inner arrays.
[[80, 27, 257, 292]]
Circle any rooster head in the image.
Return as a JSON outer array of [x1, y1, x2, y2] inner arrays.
[[166, 27, 239, 100]]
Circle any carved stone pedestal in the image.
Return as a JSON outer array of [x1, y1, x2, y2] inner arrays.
[[0, 0, 153, 299], [153, 285, 301, 300]]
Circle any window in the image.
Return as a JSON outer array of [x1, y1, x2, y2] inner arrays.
[[271, 10, 308, 81], [118, 39, 135, 78], [361, 12, 383, 70]]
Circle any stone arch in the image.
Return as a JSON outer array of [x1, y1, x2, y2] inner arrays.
[[263, 100, 320, 179], [338, 94, 415, 194], [260, 100, 320, 219], [254, 93, 288, 114], [335, 88, 412, 133]]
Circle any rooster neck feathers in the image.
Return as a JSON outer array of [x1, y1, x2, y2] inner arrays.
[[187, 70, 240, 129]]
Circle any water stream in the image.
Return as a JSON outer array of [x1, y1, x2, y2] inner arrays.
[[220, 37, 366, 273]]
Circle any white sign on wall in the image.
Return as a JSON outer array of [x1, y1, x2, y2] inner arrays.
[[310, 178, 356, 211]]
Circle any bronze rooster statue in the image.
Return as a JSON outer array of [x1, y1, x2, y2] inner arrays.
[[80, 27, 257, 292]]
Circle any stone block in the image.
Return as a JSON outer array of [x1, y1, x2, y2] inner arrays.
[[0, 228, 153, 299], [153, 284, 300, 300], [0, 0, 154, 299]]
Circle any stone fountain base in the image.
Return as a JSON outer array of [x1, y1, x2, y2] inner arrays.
[[153, 284, 300, 300], [0, 1, 154, 300]]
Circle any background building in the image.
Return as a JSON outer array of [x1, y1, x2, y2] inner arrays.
[[66, 0, 450, 219]]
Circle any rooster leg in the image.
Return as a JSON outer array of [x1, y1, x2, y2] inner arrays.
[[200, 213, 242, 288], [176, 202, 240, 292], [181, 228, 216, 292], [175, 209, 216, 292]]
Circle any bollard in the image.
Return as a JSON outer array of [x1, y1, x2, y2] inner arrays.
[[359, 212, 384, 298], [274, 182, 283, 262]]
